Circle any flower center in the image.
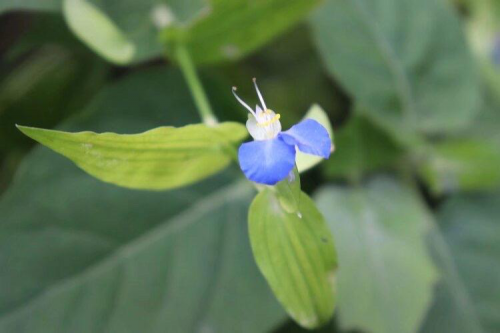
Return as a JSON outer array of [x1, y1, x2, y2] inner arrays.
[[257, 110, 281, 127]]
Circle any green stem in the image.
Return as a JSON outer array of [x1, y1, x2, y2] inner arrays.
[[175, 44, 218, 125]]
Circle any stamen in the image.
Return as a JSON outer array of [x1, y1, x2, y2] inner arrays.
[[252, 78, 267, 110], [257, 114, 280, 127], [232, 86, 255, 115]]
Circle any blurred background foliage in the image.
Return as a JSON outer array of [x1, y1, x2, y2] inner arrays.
[[0, 0, 499, 332]]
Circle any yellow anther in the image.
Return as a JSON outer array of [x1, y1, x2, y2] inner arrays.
[[257, 113, 281, 127]]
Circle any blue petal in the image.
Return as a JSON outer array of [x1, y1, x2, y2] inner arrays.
[[279, 119, 331, 158], [238, 138, 296, 185]]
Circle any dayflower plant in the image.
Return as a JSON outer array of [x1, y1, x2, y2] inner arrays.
[[233, 79, 332, 185], [17, 59, 338, 328]]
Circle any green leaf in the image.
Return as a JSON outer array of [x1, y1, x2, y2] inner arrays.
[[296, 104, 334, 173], [323, 114, 403, 181], [310, 0, 481, 142], [0, 67, 286, 332], [0, 0, 59, 14], [18, 122, 247, 191], [249, 189, 337, 329], [419, 138, 500, 194], [63, 0, 135, 65], [421, 192, 500, 333], [163, 0, 323, 65], [315, 177, 438, 333]]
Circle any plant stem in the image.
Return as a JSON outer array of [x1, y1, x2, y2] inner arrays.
[[175, 44, 218, 125]]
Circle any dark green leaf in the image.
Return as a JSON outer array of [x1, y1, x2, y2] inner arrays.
[[0, 0, 59, 13], [249, 189, 337, 329], [421, 192, 500, 333], [315, 177, 438, 333], [310, 0, 481, 142]]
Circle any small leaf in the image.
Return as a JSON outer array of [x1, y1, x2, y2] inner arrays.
[[315, 177, 438, 333], [296, 104, 334, 173], [63, 0, 135, 64], [249, 189, 337, 329], [17, 122, 247, 190]]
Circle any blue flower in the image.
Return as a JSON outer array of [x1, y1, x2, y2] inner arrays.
[[233, 79, 332, 185]]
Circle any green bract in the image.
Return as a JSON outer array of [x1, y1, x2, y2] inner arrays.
[[249, 189, 337, 329], [17, 122, 247, 190]]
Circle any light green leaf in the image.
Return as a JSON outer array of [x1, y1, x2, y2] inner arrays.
[[249, 189, 337, 329], [315, 177, 438, 333], [18, 121, 247, 191], [0, 67, 285, 332], [310, 0, 481, 142], [58, 0, 207, 64], [63, 0, 135, 64], [296, 104, 334, 173], [419, 138, 500, 194], [323, 114, 403, 181], [163, 0, 322, 65], [420, 192, 500, 333]]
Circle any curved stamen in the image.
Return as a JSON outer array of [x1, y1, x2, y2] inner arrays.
[[252, 78, 267, 110], [232, 86, 255, 116]]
